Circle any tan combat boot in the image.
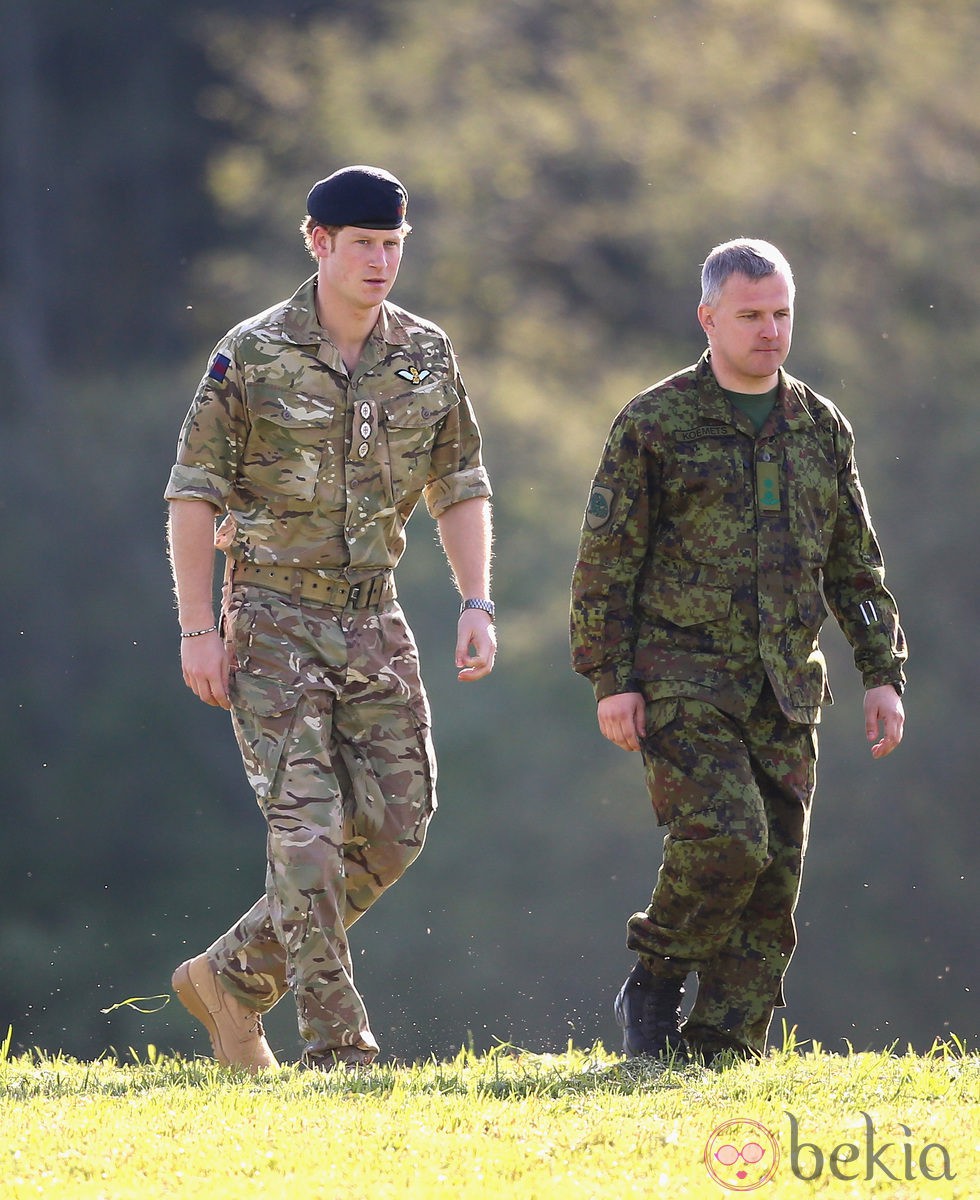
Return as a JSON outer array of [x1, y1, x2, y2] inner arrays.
[[172, 954, 279, 1073]]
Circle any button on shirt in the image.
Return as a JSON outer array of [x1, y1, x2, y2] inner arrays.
[[166, 276, 491, 578]]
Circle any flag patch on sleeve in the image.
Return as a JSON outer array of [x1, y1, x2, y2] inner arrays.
[[208, 353, 231, 383]]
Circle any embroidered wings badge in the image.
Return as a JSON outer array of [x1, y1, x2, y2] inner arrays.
[[395, 367, 432, 385]]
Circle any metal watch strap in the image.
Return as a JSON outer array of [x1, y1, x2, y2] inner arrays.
[[459, 597, 495, 619]]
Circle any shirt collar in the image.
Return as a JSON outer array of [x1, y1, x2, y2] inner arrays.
[[698, 351, 814, 432], [279, 275, 412, 354]]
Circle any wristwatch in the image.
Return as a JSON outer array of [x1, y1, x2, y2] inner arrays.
[[460, 598, 495, 619]]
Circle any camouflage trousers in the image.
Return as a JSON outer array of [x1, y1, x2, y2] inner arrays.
[[205, 585, 436, 1061], [627, 684, 816, 1057]]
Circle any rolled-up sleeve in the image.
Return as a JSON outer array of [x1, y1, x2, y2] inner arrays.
[[423, 364, 491, 518], [424, 465, 492, 518], [164, 339, 246, 511], [164, 462, 232, 508]]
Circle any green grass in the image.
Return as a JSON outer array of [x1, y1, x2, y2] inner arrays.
[[1, 1028, 976, 1198]]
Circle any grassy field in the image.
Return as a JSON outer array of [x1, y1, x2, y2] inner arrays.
[[1, 1028, 975, 1198]]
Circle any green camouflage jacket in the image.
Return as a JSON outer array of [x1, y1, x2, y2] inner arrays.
[[166, 276, 490, 579], [570, 353, 907, 723]]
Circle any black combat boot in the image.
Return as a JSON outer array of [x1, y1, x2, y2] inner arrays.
[[614, 959, 687, 1060]]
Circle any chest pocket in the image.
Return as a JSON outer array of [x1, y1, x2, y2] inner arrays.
[[653, 432, 746, 564], [661, 432, 744, 521], [242, 384, 338, 503], [381, 383, 457, 500], [785, 439, 839, 564]]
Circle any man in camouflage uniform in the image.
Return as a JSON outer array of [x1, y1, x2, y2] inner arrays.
[[570, 239, 906, 1063], [166, 166, 496, 1071]]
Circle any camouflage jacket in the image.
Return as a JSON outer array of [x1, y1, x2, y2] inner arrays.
[[165, 276, 491, 579], [570, 353, 907, 723]]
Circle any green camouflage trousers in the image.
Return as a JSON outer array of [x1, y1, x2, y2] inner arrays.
[[206, 585, 436, 1061], [627, 684, 816, 1057]]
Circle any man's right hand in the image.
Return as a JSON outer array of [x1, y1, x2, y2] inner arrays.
[[180, 631, 231, 709], [597, 691, 645, 752]]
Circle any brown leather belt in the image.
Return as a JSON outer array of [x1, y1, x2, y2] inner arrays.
[[232, 561, 395, 610]]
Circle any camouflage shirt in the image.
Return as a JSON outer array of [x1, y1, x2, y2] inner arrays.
[[570, 352, 907, 723], [165, 276, 491, 578]]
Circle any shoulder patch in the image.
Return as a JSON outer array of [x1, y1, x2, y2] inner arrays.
[[585, 484, 616, 531], [208, 353, 232, 383]]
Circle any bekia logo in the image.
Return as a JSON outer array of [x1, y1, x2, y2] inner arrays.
[[705, 1113, 956, 1189], [786, 1112, 955, 1183]]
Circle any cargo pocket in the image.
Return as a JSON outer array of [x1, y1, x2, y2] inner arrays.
[[335, 739, 387, 840], [640, 571, 733, 658], [230, 670, 301, 800], [789, 589, 832, 710], [639, 697, 693, 827], [413, 711, 438, 819], [795, 588, 828, 631], [640, 697, 680, 754], [336, 702, 437, 846], [391, 711, 437, 848]]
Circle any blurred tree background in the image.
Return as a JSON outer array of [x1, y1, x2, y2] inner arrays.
[[1, 0, 976, 1063]]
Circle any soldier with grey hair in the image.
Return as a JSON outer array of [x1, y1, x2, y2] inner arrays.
[[570, 237, 906, 1063], [166, 165, 496, 1072]]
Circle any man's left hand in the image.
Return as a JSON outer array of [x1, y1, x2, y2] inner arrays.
[[864, 685, 905, 759], [455, 610, 496, 681]]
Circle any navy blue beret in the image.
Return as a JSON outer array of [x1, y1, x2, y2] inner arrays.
[[306, 165, 408, 229]]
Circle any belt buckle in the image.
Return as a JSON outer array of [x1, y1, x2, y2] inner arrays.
[[348, 583, 362, 608]]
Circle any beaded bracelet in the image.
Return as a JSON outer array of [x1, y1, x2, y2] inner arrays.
[[180, 624, 218, 639]]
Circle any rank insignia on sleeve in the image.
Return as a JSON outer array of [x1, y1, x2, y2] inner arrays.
[[208, 353, 231, 383], [585, 484, 616, 530], [395, 367, 432, 385]]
